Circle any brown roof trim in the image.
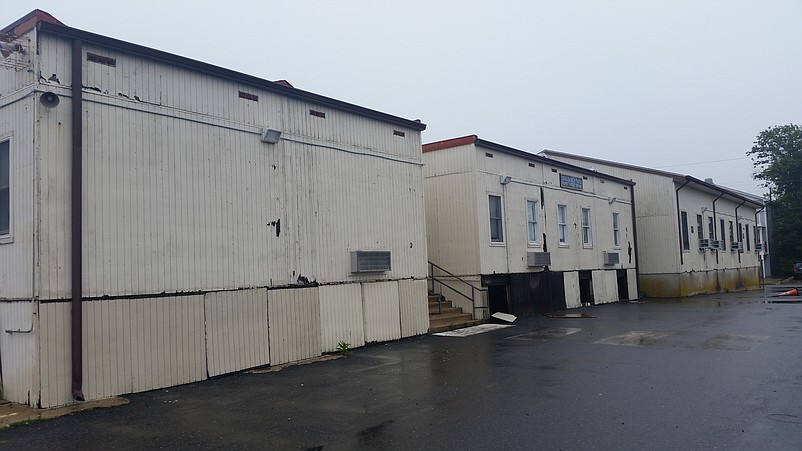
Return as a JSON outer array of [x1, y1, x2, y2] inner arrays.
[[1, 9, 63, 35], [422, 135, 477, 153]]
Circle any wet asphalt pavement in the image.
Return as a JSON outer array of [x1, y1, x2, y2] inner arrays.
[[2, 288, 802, 450]]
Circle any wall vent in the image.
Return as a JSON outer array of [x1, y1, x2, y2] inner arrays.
[[527, 252, 551, 267], [603, 252, 620, 265], [350, 251, 391, 273]]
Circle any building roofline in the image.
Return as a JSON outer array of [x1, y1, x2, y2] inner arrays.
[[31, 20, 426, 131], [1, 9, 63, 35], [423, 135, 635, 186], [540, 149, 763, 208]]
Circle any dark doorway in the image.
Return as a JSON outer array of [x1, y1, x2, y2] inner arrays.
[[488, 284, 510, 315], [616, 269, 629, 300], [578, 270, 594, 305]]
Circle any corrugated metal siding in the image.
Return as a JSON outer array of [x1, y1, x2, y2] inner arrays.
[[0, 98, 35, 300], [268, 288, 321, 365], [40, 296, 207, 408], [38, 302, 70, 408], [205, 289, 270, 377], [563, 272, 581, 309], [591, 270, 619, 304], [0, 302, 37, 405], [627, 268, 639, 300], [398, 279, 428, 337], [362, 281, 401, 343], [319, 284, 365, 353]]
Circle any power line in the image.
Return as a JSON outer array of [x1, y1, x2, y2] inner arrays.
[[655, 157, 752, 169]]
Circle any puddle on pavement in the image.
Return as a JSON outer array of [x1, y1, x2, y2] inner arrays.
[[506, 327, 582, 341], [595, 331, 674, 346], [701, 334, 767, 351]]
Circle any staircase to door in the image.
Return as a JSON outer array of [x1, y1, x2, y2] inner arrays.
[[427, 261, 487, 333]]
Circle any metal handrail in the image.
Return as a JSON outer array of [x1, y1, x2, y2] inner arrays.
[[428, 261, 488, 319]]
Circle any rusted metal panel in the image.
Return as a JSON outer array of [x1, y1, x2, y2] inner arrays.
[[319, 284, 365, 353], [268, 288, 322, 365], [363, 281, 401, 343], [398, 279, 429, 337], [205, 289, 270, 377]]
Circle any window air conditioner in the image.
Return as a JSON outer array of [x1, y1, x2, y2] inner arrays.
[[603, 252, 620, 265], [350, 251, 392, 273], [527, 252, 551, 267]]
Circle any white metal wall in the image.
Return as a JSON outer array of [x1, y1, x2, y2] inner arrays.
[[0, 302, 37, 405], [363, 281, 402, 343], [268, 288, 322, 365], [205, 289, 270, 377], [319, 284, 365, 353], [399, 279, 429, 337]]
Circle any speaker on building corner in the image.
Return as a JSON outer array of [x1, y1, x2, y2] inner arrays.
[[40, 92, 60, 109]]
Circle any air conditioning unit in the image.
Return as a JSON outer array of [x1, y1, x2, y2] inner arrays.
[[527, 251, 551, 267], [699, 238, 710, 250], [350, 250, 391, 273], [755, 242, 764, 251], [603, 252, 620, 265], [730, 242, 743, 252], [711, 240, 724, 250]]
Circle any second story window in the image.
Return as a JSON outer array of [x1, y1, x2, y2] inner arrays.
[[581, 208, 592, 247], [489, 195, 504, 243], [557, 204, 568, 245], [526, 200, 539, 245], [612, 212, 620, 248]]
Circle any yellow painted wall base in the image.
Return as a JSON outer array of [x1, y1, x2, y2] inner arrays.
[[639, 267, 760, 298]]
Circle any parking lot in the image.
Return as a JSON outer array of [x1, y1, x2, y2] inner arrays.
[[2, 288, 802, 450]]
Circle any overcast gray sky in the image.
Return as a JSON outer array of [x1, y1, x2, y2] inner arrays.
[[7, 1, 802, 196]]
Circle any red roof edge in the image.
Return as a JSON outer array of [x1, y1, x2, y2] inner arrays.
[[2, 10, 64, 35], [422, 135, 478, 153]]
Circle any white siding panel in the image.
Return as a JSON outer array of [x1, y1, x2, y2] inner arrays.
[[0, 302, 38, 405], [205, 289, 270, 377], [398, 279, 429, 337], [319, 284, 365, 353], [268, 288, 321, 365], [363, 281, 401, 343], [627, 269, 639, 300], [563, 272, 581, 309], [39, 302, 71, 408], [592, 270, 619, 305]]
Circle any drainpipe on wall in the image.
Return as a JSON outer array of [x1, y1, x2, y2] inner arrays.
[[71, 39, 85, 402], [711, 192, 724, 265], [628, 184, 640, 298], [675, 178, 691, 267], [734, 199, 746, 265]]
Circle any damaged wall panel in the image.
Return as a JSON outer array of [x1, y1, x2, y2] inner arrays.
[[205, 289, 270, 377], [362, 281, 401, 343], [319, 284, 365, 353], [268, 288, 322, 365]]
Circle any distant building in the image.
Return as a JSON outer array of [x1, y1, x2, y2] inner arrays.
[[423, 136, 639, 320], [0, 11, 429, 408], [540, 150, 763, 297]]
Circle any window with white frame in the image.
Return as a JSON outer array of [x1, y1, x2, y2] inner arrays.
[[557, 204, 568, 245], [0, 140, 9, 237], [696, 214, 703, 240], [489, 194, 504, 243], [581, 208, 592, 247], [526, 200, 539, 245], [612, 212, 620, 248]]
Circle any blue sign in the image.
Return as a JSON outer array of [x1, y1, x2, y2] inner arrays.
[[560, 174, 583, 190]]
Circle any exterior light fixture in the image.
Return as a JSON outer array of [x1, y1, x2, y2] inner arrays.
[[500, 175, 512, 185], [260, 128, 282, 144]]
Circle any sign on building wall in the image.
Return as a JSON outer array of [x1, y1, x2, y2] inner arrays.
[[560, 174, 583, 190]]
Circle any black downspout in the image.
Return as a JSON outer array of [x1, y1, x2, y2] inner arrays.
[[711, 192, 724, 265], [71, 39, 85, 402], [675, 178, 691, 266], [734, 199, 746, 265], [628, 184, 640, 299]]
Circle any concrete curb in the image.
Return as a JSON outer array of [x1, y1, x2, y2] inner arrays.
[[0, 397, 129, 429]]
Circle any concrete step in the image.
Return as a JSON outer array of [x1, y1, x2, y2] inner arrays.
[[429, 319, 484, 334], [429, 311, 473, 328], [429, 306, 462, 315]]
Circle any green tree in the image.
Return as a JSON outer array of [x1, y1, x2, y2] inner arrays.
[[748, 124, 802, 277]]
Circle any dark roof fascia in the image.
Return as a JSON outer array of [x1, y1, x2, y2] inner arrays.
[[541, 149, 762, 207], [474, 138, 635, 186], [680, 176, 764, 209], [541, 149, 682, 179], [36, 22, 426, 132]]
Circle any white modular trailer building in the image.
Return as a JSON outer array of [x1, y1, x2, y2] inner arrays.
[[541, 150, 763, 298], [0, 11, 429, 408], [423, 136, 639, 319]]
